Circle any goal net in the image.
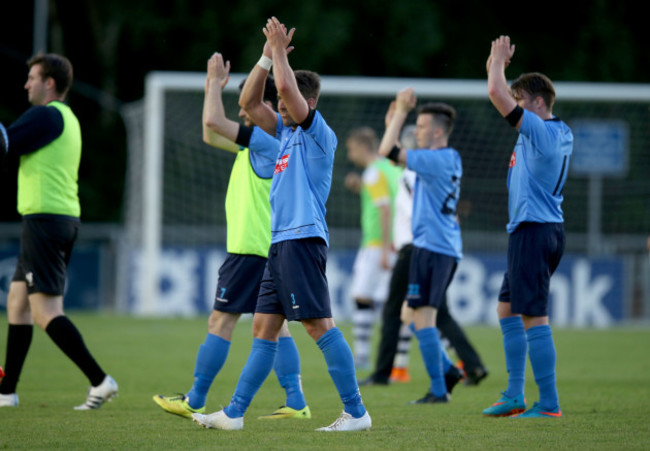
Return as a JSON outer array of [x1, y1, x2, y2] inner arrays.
[[120, 73, 650, 314]]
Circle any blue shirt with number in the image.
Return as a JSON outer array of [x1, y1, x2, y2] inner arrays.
[[406, 147, 463, 260], [506, 109, 573, 233]]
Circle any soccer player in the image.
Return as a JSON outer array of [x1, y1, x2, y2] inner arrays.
[[482, 35, 572, 418], [344, 126, 402, 370], [356, 116, 417, 385], [357, 160, 417, 385], [192, 17, 371, 432], [153, 51, 310, 420], [361, 115, 486, 389], [378, 87, 464, 404], [0, 53, 118, 410]]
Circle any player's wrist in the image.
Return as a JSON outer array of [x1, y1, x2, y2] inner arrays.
[[257, 55, 273, 71], [492, 57, 507, 67]]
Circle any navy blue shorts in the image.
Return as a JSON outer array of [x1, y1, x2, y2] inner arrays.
[[13, 215, 79, 296], [498, 222, 565, 317], [256, 238, 332, 321], [406, 246, 457, 310], [213, 253, 267, 314]]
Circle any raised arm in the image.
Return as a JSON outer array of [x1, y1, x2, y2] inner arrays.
[[378, 88, 416, 165], [264, 17, 309, 125], [239, 42, 278, 136], [202, 52, 241, 153], [486, 36, 519, 127]]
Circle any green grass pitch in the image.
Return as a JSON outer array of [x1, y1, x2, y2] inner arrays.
[[0, 314, 648, 449]]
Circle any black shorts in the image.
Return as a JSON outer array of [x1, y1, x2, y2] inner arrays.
[[498, 222, 565, 317], [12, 214, 80, 296], [213, 253, 268, 314], [406, 246, 458, 310], [256, 237, 332, 321]]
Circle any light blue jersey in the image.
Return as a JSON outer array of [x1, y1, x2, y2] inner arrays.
[[506, 110, 573, 233], [406, 147, 463, 260], [262, 110, 337, 245], [247, 126, 279, 178]]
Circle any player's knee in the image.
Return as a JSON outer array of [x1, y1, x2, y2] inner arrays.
[[32, 312, 54, 330], [28, 293, 64, 330], [400, 301, 414, 324], [522, 315, 549, 329], [496, 301, 512, 319], [7, 283, 28, 310], [412, 306, 436, 329], [7, 282, 32, 323], [207, 310, 240, 338], [302, 317, 335, 341], [252, 313, 283, 341]]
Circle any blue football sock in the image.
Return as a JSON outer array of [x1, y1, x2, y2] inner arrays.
[[224, 338, 278, 418], [415, 327, 446, 397], [500, 316, 527, 399], [527, 325, 559, 411], [186, 333, 230, 409], [317, 327, 366, 418], [274, 336, 306, 410]]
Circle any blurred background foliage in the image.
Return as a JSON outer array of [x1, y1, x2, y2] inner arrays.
[[0, 0, 647, 222]]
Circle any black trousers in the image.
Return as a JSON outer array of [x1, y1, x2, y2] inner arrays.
[[370, 244, 484, 383]]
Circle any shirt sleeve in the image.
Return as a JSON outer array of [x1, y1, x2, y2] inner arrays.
[[249, 126, 280, 159], [6, 106, 64, 156], [301, 110, 337, 156], [247, 125, 280, 179], [519, 110, 559, 158], [406, 149, 439, 176]]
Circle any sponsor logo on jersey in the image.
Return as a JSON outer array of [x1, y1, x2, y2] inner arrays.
[[275, 154, 289, 174], [509, 151, 516, 168]]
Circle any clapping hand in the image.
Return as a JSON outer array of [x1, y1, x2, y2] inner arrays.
[[207, 52, 230, 90], [263, 16, 295, 55]]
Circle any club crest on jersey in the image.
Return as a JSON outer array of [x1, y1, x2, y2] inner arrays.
[[275, 154, 289, 174], [509, 151, 516, 168]]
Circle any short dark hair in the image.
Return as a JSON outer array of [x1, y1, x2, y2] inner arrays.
[[27, 53, 73, 96], [416, 102, 457, 137], [238, 75, 278, 109], [346, 126, 379, 152], [294, 70, 321, 104], [510, 72, 556, 109]]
